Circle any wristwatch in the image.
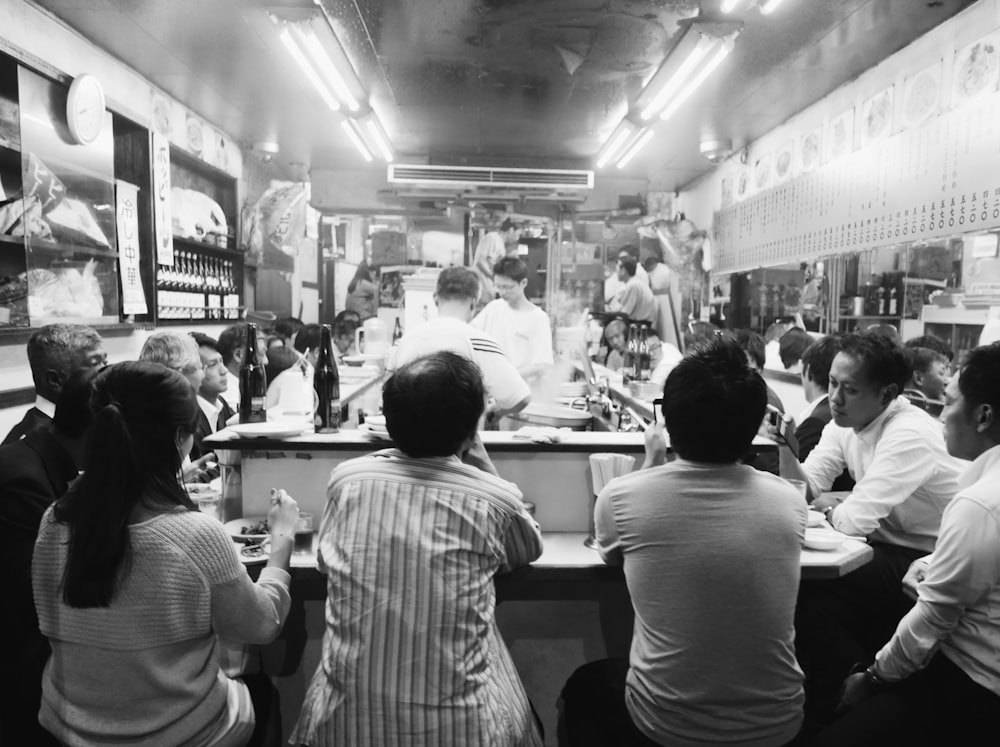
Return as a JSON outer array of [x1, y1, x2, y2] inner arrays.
[[823, 505, 836, 523], [849, 662, 891, 688]]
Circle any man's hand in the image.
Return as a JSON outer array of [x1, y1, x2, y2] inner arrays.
[[183, 452, 218, 483], [642, 423, 668, 469], [902, 556, 931, 601], [461, 433, 500, 477], [835, 672, 878, 715]]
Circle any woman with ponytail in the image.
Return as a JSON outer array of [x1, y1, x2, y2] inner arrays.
[[32, 361, 299, 746]]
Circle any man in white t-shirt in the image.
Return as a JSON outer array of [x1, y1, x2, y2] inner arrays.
[[391, 267, 530, 419], [472, 256, 553, 383]]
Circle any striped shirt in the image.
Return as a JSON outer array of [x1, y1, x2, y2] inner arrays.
[[290, 449, 544, 747]]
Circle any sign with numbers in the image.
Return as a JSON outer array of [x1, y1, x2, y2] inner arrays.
[[116, 180, 148, 315]]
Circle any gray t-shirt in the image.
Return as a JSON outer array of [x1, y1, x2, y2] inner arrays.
[[596, 459, 806, 747]]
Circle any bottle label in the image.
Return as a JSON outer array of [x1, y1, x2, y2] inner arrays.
[[315, 398, 341, 433]]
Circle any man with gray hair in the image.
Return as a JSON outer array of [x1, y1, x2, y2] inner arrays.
[[2, 323, 106, 445]]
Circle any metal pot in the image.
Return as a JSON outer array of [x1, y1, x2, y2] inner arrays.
[[507, 403, 592, 431]]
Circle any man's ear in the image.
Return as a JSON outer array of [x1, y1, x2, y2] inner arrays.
[[977, 403, 994, 432], [44, 368, 64, 396], [911, 370, 925, 388], [881, 383, 899, 405]]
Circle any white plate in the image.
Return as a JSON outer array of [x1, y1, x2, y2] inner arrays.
[[227, 422, 306, 439], [803, 529, 843, 551], [807, 510, 827, 527], [359, 423, 391, 440], [225, 516, 270, 543], [365, 414, 386, 427], [343, 354, 385, 365], [234, 540, 269, 565]]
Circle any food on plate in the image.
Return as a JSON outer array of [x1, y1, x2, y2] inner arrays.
[[241, 544, 267, 559], [241, 519, 270, 536], [955, 40, 999, 100]]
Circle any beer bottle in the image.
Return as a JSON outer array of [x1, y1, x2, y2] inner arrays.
[[392, 317, 403, 344], [314, 323, 341, 433], [622, 324, 638, 384], [638, 326, 651, 382], [239, 322, 267, 423]]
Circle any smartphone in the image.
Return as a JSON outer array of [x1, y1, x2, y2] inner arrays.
[[653, 397, 663, 424], [766, 405, 799, 458]]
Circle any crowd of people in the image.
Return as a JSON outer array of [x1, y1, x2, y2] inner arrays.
[[2, 306, 999, 746]]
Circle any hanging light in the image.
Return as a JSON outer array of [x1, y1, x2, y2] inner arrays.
[[596, 119, 639, 169], [341, 119, 372, 162], [616, 127, 655, 169], [659, 37, 735, 121]]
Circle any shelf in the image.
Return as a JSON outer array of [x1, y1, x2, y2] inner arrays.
[[0, 234, 24, 249], [26, 237, 118, 259], [171, 235, 243, 258], [838, 315, 901, 320]]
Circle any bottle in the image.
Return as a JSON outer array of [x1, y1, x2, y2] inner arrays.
[[314, 323, 341, 433], [622, 324, 638, 384], [887, 285, 897, 316], [238, 322, 267, 423], [876, 285, 885, 316], [638, 326, 651, 382], [392, 317, 403, 344]]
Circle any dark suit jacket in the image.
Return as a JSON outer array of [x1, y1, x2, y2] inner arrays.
[[795, 395, 855, 492], [1, 406, 52, 446], [743, 384, 785, 474], [0, 429, 76, 746], [191, 398, 235, 460]]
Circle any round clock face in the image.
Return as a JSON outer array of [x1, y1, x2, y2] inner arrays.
[[67, 74, 105, 145]]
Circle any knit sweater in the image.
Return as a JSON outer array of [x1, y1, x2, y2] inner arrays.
[[32, 506, 291, 746]]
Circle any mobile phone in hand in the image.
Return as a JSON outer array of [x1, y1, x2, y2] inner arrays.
[[766, 405, 799, 459]]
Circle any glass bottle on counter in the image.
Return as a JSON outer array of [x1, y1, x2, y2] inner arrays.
[[392, 317, 403, 344], [314, 323, 341, 433], [239, 322, 267, 423], [622, 323, 638, 384], [638, 326, 651, 382]]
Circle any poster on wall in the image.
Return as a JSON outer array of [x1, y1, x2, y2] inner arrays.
[[799, 127, 821, 173], [735, 166, 750, 201], [901, 60, 942, 130], [151, 132, 174, 266], [115, 180, 148, 315], [952, 34, 1000, 108], [825, 107, 855, 163], [860, 86, 893, 147], [774, 140, 794, 183], [753, 152, 773, 193]]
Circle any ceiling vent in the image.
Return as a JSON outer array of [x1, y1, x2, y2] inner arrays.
[[388, 164, 594, 190]]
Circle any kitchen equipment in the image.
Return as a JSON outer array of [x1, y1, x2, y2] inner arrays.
[[507, 403, 592, 430], [355, 317, 389, 357]]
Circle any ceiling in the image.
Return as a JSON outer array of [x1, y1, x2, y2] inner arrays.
[[34, 0, 978, 195]]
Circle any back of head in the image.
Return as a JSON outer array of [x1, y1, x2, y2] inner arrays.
[[662, 337, 767, 463], [218, 323, 249, 366], [956, 342, 1000, 438], [731, 328, 766, 371], [265, 346, 300, 383], [618, 254, 637, 278], [500, 218, 518, 234], [189, 331, 219, 353], [55, 361, 198, 607], [778, 328, 813, 369], [27, 323, 102, 395], [274, 317, 304, 343], [382, 351, 485, 457], [294, 323, 323, 355], [493, 255, 527, 283], [865, 323, 900, 344], [139, 331, 201, 377], [334, 309, 362, 327], [801, 334, 841, 387], [905, 346, 948, 377], [838, 332, 909, 394], [436, 267, 480, 302], [904, 333, 954, 362], [52, 368, 99, 440]]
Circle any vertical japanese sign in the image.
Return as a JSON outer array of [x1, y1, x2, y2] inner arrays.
[[115, 180, 148, 315], [152, 132, 174, 265]]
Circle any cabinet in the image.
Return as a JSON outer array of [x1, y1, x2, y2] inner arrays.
[[0, 56, 120, 328], [155, 147, 242, 322], [921, 306, 989, 363]]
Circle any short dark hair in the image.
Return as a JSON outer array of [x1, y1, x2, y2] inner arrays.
[[662, 337, 767, 463], [731, 329, 766, 371], [617, 255, 637, 278], [500, 218, 518, 233], [189, 332, 220, 353], [905, 346, 949, 376], [905, 334, 954, 362], [265, 346, 299, 383], [52, 368, 98, 439], [382, 351, 485, 457], [27, 323, 102, 392], [436, 267, 480, 302], [218, 323, 249, 366], [838, 332, 910, 393], [493, 256, 527, 283], [956, 342, 1000, 421], [800, 334, 841, 387], [274, 317, 304, 342], [778, 328, 812, 369], [294, 323, 323, 354]]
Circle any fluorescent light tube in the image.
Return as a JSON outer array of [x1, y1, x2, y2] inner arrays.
[[721, 0, 743, 12], [596, 121, 636, 168], [341, 119, 372, 162], [279, 28, 340, 111], [616, 128, 655, 169], [365, 117, 394, 162], [300, 29, 361, 112], [659, 39, 733, 121], [759, 0, 787, 14], [640, 34, 714, 121]]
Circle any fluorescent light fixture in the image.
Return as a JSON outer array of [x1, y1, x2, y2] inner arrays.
[[299, 27, 361, 112], [616, 127, 655, 169], [721, 0, 744, 13], [596, 119, 638, 169], [639, 33, 715, 121], [759, 0, 787, 14], [659, 37, 734, 121], [341, 119, 372, 162], [278, 27, 340, 111], [362, 114, 395, 162]]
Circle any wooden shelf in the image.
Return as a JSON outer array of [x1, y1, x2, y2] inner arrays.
[[171, 235, 242, 257]]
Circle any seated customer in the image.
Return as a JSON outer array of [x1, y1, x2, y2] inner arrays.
[[779, 327, 814, 374], [32, 361, 299, 746], [190, 332, 235, 457], [904, 333, 953, 363], [902, 346, 951, 411], [0, 370, 96, 747], [291, 352, 544, 747], [814, 342, 1000, 745], [795, 334, 854, 490], [775, 332, 964, 724], [561, 337, 806, 747]]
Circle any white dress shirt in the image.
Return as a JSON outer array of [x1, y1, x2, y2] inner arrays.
[[875, 444, 1000, 696], [803, 397, 964, 552]]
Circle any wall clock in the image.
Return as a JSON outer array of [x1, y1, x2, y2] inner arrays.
[[66, 74, 105, 146]]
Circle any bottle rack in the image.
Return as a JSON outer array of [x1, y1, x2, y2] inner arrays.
[[156, 238, 242, 321]]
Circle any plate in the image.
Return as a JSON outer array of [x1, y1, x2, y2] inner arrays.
[[807, 509, 827, 527], [234, 540, 269, 565], [365, 414, 386, 427], [343, 354, 385, 366], [225, 516, 270, 543], [227, 422, 306, 439], [359, 423, 391, 440], [803, 529, 843, 551]]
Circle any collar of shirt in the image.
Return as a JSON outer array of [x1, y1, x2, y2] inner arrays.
[[34, 394, 57, 419], [854, 396, 908, 447], [957, 442, 1000, 493], [197, 395, 222, 432], [797, 393, 828, 424]]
